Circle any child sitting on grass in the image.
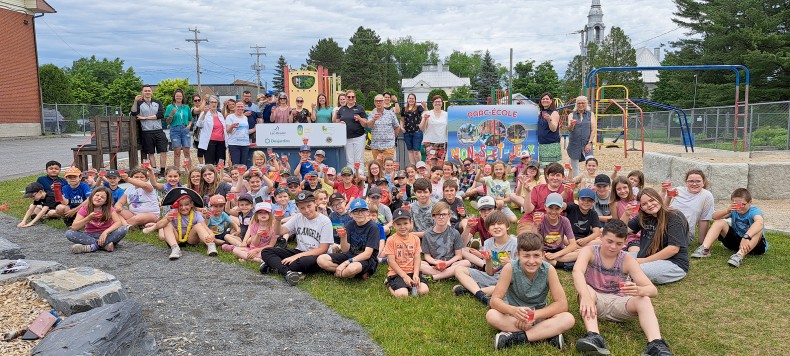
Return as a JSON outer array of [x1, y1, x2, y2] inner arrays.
[[409, 178, 435, 237], [204, 195, 242, 249], [539, 193, 578, 269], [460, 196, 496, 267], [316, 198, 379, 279], [36, 160, 67, 194], [572, 219, 673, 356], [18, 182, 58, 228], [384, 208, 429, 297], [234, 202, 277, 263], [691, 188, 768, 267], [65, 186, 128, 254], [421, 202, 470, 280], [115, 168, 160, 227], [55, 167, 92, 227], [142, 188, 216, 259], [564, 188, 602, 248], [486, 232, 574, 350]]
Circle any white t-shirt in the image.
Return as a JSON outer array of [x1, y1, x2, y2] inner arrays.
[[124, 186, 160, 214], [422, 110, 448, 143], [224, 113, 250, 146], [670, 187, 714, 241], [283, 213, 334, 251]]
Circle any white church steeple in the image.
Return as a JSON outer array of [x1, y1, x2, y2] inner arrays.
[[585, 0, 605, 45]]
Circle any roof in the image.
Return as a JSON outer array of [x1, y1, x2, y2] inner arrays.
[[0, 0, 56, 14], [401, 64, 470, 89], [635, 47, 661, 84]]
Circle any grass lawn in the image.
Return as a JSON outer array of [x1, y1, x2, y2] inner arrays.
[[2, 175, 788, 355]]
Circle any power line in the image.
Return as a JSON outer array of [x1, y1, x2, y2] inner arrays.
[[186, 27, 208, 93], [250, 44, 266, 96]]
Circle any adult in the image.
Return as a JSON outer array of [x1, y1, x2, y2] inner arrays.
[[225, 101, 252, 168], [667, 169, 715, 244], [241, 90, 262, 144], [270, 93, 292, 124], [334, 90, 368, 173], [164, 89, 192, 171], [368, 94, 400, 160], [131, 85, 166, 176], [190, 94, 206, 165], [332, 93, 347, 121], [195, 96, 227, 165], [566, 96, 597, 173], [262, 90, 276, 124], [628, 188, 690, 285], [536, 92, 561, 165], [292, 96, 312, 123], [383, 92, 401, 115], [313, 93, 333, 123], [400, 93, 424, 165], [420, 95, 448, 161], [510, 162, 574, 235], [222, 99, 236, 118]]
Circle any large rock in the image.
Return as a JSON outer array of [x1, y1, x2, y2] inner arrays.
[[707, 163, 749, 200], [28, 267, 127, 316], [642, 152, 675, 184], [748, 163, 790, 200], [0, 237, 23, 259], [0, 259, 63, 284], [31, 299, 158, 356]]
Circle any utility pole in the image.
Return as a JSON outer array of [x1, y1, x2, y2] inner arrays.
[[508, 48, 513, 105], [186, 28, 208, 94], [250, 45, 266, 96]]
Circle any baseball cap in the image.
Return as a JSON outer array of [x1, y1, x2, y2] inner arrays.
[[521, 151, 531, 159], [266, 90, 274, 96], [315, 149, 326, 156], [253, 202, 272, 213], [279, 169, 291, 177], [274, 186, 289, 195], [395, 170, 406, 178], [340, 167, 353, 176], [23, 182, 44, 198], [299, 145, 311, 152], [286, 176, 301, 185], [329, 192, 345, 203], [477, 196, 496, 210], [415, 161, 427, 169], [306, 171, 319, 178], [594, 174, 611, 186], [349, 198, 368, 212], [545, 193, 564, 208], [64, 167, 81, 177], [208, 195, 226, 206], [392, 208, 412, 221], [326, 167, 336, 176], [374, 179, 389, 186], [527, 160, 539, 168], [105, 169, 120, 178], [578, 188, 596, 200], [237, 193, 254, 203], [295, 191, 315, 204], [366, 187, 382, 198]]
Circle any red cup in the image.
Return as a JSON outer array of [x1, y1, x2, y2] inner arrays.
[[563, 182, 576, 190], [281, 156, 288, 163], [260, 166, 268, 174], [227, 193, 236, 201], [250, 143, 257, 147], [614, 165, 622, 171], [354, 162, 360, 170], [668, 189, 678, 197], [99, 170, 107, 177], [118, 169, 126, 175], [167, 210, 178, 219], [258, 229, 268, 238], [215, 166, 221, 173], [142, 160, 151, 169], [394, 163, 400, 170], [469, 217, 479, 226], [93, 210, 103, 218], [183, 159, 190, 166], [238, 166, 247, 175], [88, 171, 95, 177], [731, 202, 744, 211], [457, 206, 465, 215], [400, 187, 406, 196], [402, 205, 411, 211], [302, 138, 309, 145], [661, 182, 672, 190], [322, 166, 329, 173], [53, 182, 63, 202], [274, 209, 284, 218], [218, 160, 225, 169], [526, 310, 535, 323], [438, 262, 447, 270], [628, 203, 640, 215], [337, 227, 347, 237], [564, 163, 571, 169]]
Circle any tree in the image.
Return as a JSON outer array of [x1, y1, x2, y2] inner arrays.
[[390, 36, 440, 79], [449, 85, 474, 105], [343, 27, 384, 94], [445, 50, 482, 80], [64, 56, 142, 106], [474, 50, 499, 101], [306, 38, 344, 74], [513, 60, 561, 99], [39, 64, 72, 103], [152, 78, 196, 108], [103, 68, 143, 109], [272, 55, 288, 94], [380, 40, 401, 93]]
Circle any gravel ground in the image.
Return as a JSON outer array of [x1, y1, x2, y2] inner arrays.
[[0, 215, 382, 355]]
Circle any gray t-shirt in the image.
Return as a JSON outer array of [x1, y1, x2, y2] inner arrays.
[[421, 226, 463, 260], [594, 194, 611, 222], [283, 213, 334, 252], [410, 201, 434, 232], [135, 100, 163, 131], [482, 235, 518, 271]]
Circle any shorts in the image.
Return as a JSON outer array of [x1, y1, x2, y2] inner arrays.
[[720, 227, 767, 255], [594, 292, 635, 322], [328, 252, 378, 277], [538, 142, 561, 164], [214, 231, 228, 241], [141, 129, 169, 154], [386, 274, 428, 290], [169, 125, 191, 148], [403, 131, 423, 151], [469, 268, 501, 288]]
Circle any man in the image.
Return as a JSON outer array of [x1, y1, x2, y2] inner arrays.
[[367, 94, 401, 161], [131, 85, 167, 176], [383, 92, 400, 115], [334, 89, 368, 174], [262, 90, 276, 124], [241, 90, 262, 166]]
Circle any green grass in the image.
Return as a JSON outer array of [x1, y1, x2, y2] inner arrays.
[[2, 175, 789, 355]]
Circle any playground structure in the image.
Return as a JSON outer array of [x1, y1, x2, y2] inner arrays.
[[282, 66, 342, 109]]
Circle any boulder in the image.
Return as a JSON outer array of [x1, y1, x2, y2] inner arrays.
[[0, 259, 63, 284], [707, 163, 749, 200], [642, 152, 675, 183], [0, 237, 23, 260], [748, 163, 790, 200], [28, 267, 127, 316]]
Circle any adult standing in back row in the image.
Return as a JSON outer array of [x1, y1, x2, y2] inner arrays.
[[334, 90, 368, 173], [131, 85, 167, 177], [164, 89, 192, 171], [536, 92, 561, 165], [566, 96, 597, 173], [420, 95, 448, 161], [368, 94, 400, 161]]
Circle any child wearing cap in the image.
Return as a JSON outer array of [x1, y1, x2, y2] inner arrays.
[[205, 195, 242, 249], [328, 192, 351, 249], [461, 196, 497, 266], [54, 167, 93, 227], [509, 163, 574, 235], [385, 208, 430, 297], [415, 161, 428, 179], [421, 202, 470, 280], [333, 166, 362, 208], [115, 168, 161, 227], [234, 193, 256, 238], [294, 144, 315, 179], [313, 150, 327, 178], [321, 166, 336, 194], [408, 178, 435, 238], [317, 198, 380, 279], [539, 193, 579, 269], [564, 188, 602, 248], [96, 169, 126, 204], [388, 171, 409, 211], [272, 187, 297, 221], [234, 202, 277, 263], [18, 182, 59, 228], [301, 171, 321, 193], [285, 176, 302, 198], [36, 160, 67, 194]]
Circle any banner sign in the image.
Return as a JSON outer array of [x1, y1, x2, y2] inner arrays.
[[255, 123, 347, 147], [447, 105, 539, 163]]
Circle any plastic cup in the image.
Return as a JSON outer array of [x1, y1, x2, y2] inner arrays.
[[661, 182, 672, 190], [526, 310, 535, 323], [614, 165, 622, 171], [99, 170, 107, 177], [564, 163, 571, 169], [218, 160, 225, 169], [249, 143, 257, 147], [457, 206, 465, 215], [402, 205, 411, 211], [619, 281, 628, 290], [118, 169, 126, 175], [227, 193, 236, 201], [88, 171, 95, 177], [438, 262, 447, 270], [731, 202, 744, 211], [274, 209, 284, 218], [93, 210, 103, 218], [258, 229, 268, 238], [302, 138, 309, 145], [183, 159, 190, 166], [142, 160, 150, 169], [337, 227, 347, 237], [400, 187, 406, 196], [281, 156, 288, 163], [167, 210, 178, 219], [394, 163, 400, 170], [322, 166, 329, 173], [238, 166, 247, 175], [628, 203, 640, 215], [354, 162, 360, 170], [668, 189, 678, 197]]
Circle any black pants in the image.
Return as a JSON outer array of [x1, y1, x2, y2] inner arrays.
[[205, 140, 226, 165], [261, 248, 320, 276]]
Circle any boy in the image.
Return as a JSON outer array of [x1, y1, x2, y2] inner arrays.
[[384, 208, 429, 297], [260, 191, 334, 286], [540, 193, 578, 269], [285, 176, 302, 197], [301, 171, 321, 193], [461, 196, 496, 267], [487, 233, 574, 350], [573, 220, 673, 355], [453, 211, 517, 306], [408, 178, 434, 237], [691, 188, 768, 267], [321, 167, 336, 194], [565, 188, 602, 247], [593, 174, 612, 225], [328, 192, 351, 249], [366, 187, 393, 235], [293, 144, 315, 178], [234, 193, 255, 238], [439, 180, 467, 233], [36, 160, 66, 194], [54, 167, 92, 226], [428, 165, 444, 202], [18, 182, 58, 228], [389, 170, 409, 211], [317, 198, 379, 279], [97, 169, 125, 203], [333, 167, 361, 207], [421, 202, 470, 280]]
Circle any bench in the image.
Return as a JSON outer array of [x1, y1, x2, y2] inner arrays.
[[71, 116, 139, 171]]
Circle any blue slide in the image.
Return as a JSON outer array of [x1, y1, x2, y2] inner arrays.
[[630, 98, 695, 153]]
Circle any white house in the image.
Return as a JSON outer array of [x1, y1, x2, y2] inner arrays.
[[497, 93, 540, 107], [401, 63, 471, 103], [635, 47, 662, 93]]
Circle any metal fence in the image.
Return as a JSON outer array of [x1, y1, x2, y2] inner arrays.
[[41, 104, 123, 135]]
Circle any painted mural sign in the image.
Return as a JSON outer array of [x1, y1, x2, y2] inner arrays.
[[447, 105, 539, 164]]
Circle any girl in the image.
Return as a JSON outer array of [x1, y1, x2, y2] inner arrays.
[[365, 160, 385, 187], [115, 167, 160, 227], [405, 165, 418, 185], [314, 189, 331, 216], [150, 166, 183, 196], [251, 150, 282, 181], [234, 202, 277, 262], [66, 186, 127, 253], [382, 158, 396, 185], [610, 177, 641, 251], [628, 170, 645, 196], [476, 161, 516, 223], [442, 161, 457, 183], [199, 164, 233, 204], [142, 189, 216, 259], [313, 93, 333, 123], [420, 95, 448, 161], [572, 158, 600, 191], [668, 169, 714, 244], [195, 95, 227, 165], [400, 93, 425, 165], [188, 168, 202, 192]]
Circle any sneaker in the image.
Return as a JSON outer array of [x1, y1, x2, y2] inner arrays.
[[104, 242, 115, 252], [479, 294, 491, 306], [221, 244, 236, 252], [548, 333, 565, 350], [575, 332, 611, 355], [494, 331, 527, 350], [727, 253, 743, 268], [206, 243, 218, 256], [469, 237, 481, 250], [259, 261, 271, 274], [169, 246, 182, 260], [275, 236, 288, 249], [285, 271, 304, 286], [642, 339, 673, 356], [691, 245, 711, 258], [452, 285, 470, 296], [70, 244, 95, 254]]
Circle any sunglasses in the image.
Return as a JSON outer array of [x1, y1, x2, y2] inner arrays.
[[296, 100, 304, 103], [193, 98, 201, 102], [347, 96, 356, 98]]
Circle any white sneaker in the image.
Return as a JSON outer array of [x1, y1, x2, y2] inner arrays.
[[169, 246, 182, 260], [206, 243, 218, 256]]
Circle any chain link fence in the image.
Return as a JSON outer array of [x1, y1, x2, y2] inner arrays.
[[42, 104, 123, 135]]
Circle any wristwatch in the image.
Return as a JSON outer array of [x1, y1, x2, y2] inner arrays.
[[348, 258, 355, 264], [743, 233, 752, 240]]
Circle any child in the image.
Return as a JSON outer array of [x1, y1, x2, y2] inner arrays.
[[476, 160, 516, 223], [405, 164, 418, 185], [691, 188, 768, 267], [272, 187, 297, 218], [442, 161, 456, 183], [18, 182, 58, 228], [461, 195, 496, 257], [382, 157, 396, 184], [314, 189, 331, 216], [301, 171, 321, 193], [65, 186, 128, 253], [234, 169, 274, 205], [573, 220, 673, 356], [365, 160, 385, 186], [510, 163, 574, 235], [142, 188, 216, 259], [454, 210, 517, 305], [509, 153, 531, 183], [486, 232, 574, 350], [115, 168, 160, 227], [293, 144, 315, 178], [317, 198, 379, 279], [375, 180, 392, 206], [421, 202, 470, 280], [54, 167, 92, 226], [428, 165, 444, 202], [328, 192, 351, 251], [321, 167, 336, 194], [234, 193, 255, 238], [313, 149, 327, 178], [260, 191, 334, 286], [389, 171, 409, 211], [415, 161, 428, 179], [205, 195, 242, 249], [95, 169, 125, 203], [610, 177, 641, 251], [234, 202, 277, 262], [592, 174, 612, 225], [408, 178, 435, 237], [439, 180, 467, 233], [463, 162, 493, 200], [571, 157, 600, 190], [458, 158, 476, 194], [564, 188, 602, 248], [187, 168, 202, 192], [333, 167, 361, 206], [539, 193, 578, 269], [36, 160, 67, 194], [384, 208, 429, 297], [149, 166, 182, 197], [627, 170, 645, 196]]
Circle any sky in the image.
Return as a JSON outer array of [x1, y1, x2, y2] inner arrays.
[[34, 0, 685, 88]]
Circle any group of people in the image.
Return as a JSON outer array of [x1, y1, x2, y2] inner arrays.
[[16, 89, 769, 354]]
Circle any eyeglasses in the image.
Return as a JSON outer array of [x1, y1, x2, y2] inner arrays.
[[193, 99, 201, 102], [296, 100, 304, 103], [347, 96, 356, 98], [432, 213, 449, 218], [374, 100, 383, 102], [209, 101, 218, 104], [686, 180, 703, 184], [287, 184, 299, 188]]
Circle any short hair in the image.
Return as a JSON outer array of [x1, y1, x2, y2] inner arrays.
[[383, 91, 392, 97], [45, 160, 61, 168], [432, 95, 443, 102], [731, 188, 752, 202], [517, 232, 543, 253], [413, 177, 431, 192], [243, 90, 251, 95], [430, 165, 443, 173], [142, 84, 152, 90], [602, 219, 628, 239], [442, 180, 458, 190], [431, 201, 449, 215], [314, 189, 328, 198], [485, 210, 511, 229], [129, 167, 147, 177], [544, 162, 564, 176]]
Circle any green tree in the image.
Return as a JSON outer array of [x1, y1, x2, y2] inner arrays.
[[103, 68, 143, 109], [39, 64, 72, 103], [512, 60, 560, 99], [306, 38, 345, 74], [390, 36, 440, 78], [64, 56, 142, 106], [449, 84, 474, 105], [445, 50, 482, 80], [380, 40, 401, 93], [343, 27, 384, 94], [364, 90, 379, 110], [474, 50, 499, 101], [151, 78, 195, 108], [272, 55, 288, 94]]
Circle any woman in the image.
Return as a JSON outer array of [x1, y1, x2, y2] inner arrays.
[[313, 93, 333, 123], [400, 93, 424, 165], [536, 92, 561, 165], [566, 96, 596, 173], [165, 89, 193, 171], [332, 93, 347, 120], [667, 170, 715, 244], [292, 96, 312, 123], [270, 93, 292, 123], [225, 101, 252, 168], [191, 94, 206, 165], [628, 188, 690, 284], [195, 95, 227, 165], [420, 95, 448, 161], [222, 99, 236, 118]]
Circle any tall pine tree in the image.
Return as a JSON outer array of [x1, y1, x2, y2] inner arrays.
[[272, 55, 288, 94], [342, 27, 384, 95], [306, 38, 345, 74], [474, 50, 499, 101]]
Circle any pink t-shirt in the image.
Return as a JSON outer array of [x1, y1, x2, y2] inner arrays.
[[210, 113, 225, 141], [78, 206, 113, 233], [248, 222, 273, 249], [521, 184, 574, 223]]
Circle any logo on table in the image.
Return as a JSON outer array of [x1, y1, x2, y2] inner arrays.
[[297, 125, 303, 136]]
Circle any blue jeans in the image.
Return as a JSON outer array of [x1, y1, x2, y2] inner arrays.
[[228, 145, 250, 168], [404, 131, 423, 151], [169, 125, 191, 148], [65, 226, 128, 247]]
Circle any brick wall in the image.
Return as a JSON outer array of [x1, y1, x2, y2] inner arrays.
[[0, 9, 42, 128]]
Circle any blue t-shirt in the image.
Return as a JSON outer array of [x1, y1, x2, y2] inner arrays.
[[102, 183, 125, 203], [329, 211, 352, 244], [207, 212, 233, 236], [61, 182, 92, 208], [343, 220, 380, 256], [730, 206, 764, 237], [36, 175, 67, 194], [299, 161, 314, 176]]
